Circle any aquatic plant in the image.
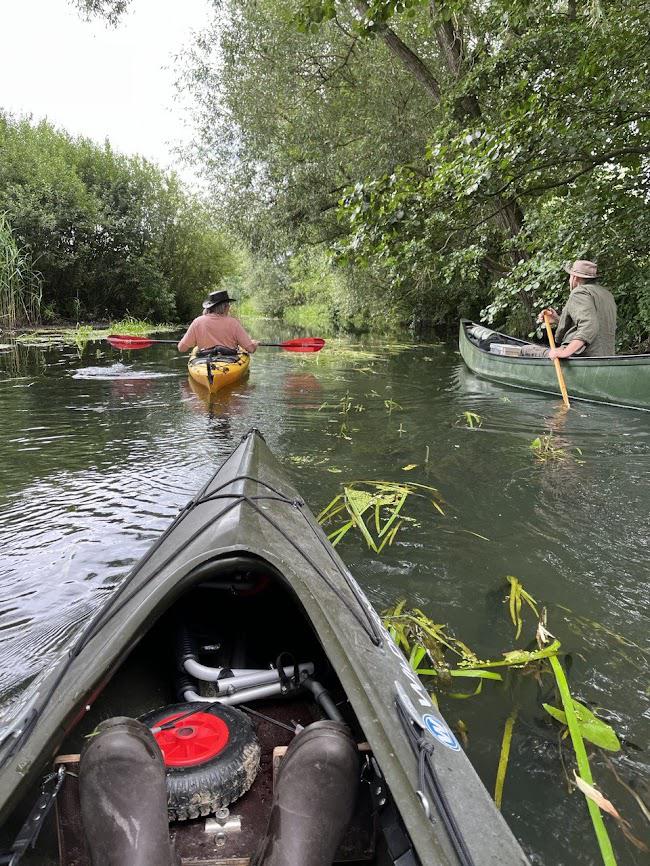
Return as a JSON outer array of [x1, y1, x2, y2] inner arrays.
[[506, 575, 538, 639], [318, 479, 444, 552], [73, 324, 94, 353], [530, 433, 585, 463], [0, 213, 41, 329], [381, 582, 633, 865], [457, 411, 482, 429], [108, 316, 177, 336], [384, 399, 402, 415]]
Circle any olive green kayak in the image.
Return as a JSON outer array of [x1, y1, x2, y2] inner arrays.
[[0, 429, 528, 866], [460, 320, 650, 411]]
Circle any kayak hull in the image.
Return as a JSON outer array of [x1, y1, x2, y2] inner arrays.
[[459, 319, 650, 410], [187, 348, 250, 394], [0, 431, 528, 865]]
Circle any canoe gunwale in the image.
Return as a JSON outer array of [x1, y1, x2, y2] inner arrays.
[[460, 319, 650, 364]]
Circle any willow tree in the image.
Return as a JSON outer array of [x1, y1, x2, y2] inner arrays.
[[77, 0, 650, 345], [305, 1, 650, 344]]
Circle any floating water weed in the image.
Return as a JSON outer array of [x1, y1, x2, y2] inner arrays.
[[506, 575, 538, 639], [384, 398, 402, 415], [495, 709, 518, 810], [108, 316, 177, 336], [382, 583, 628, 865], [530, 433, 582, 463], [549, 655, 617, 865], [318, 480, 444, 552], [542, 699, 620, 752], [457, 411, 482, 429], [73, 324, 94, 353]]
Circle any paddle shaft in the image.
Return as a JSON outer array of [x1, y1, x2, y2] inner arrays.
[[543, 314, 571, 409], [106, 335, 324, 352]]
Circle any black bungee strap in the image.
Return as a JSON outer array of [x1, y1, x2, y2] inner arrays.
[[395, 697, 475, 866], [0, 766, 66, 865]]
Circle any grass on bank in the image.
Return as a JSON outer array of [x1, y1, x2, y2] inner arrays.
[[6, 318, 178, 349]]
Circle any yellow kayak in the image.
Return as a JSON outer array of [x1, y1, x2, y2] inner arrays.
[[187, 348, 250, 394]]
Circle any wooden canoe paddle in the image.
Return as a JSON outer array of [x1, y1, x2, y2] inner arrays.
[[543, 313, 571, 409]]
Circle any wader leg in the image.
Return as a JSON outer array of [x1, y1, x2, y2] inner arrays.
[[251, 720, 358, 866], [79, 717, 178, 866]]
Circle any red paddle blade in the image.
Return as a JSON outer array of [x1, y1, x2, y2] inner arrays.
[[106, 335, 155, 350], [280, 338, 325, 352]]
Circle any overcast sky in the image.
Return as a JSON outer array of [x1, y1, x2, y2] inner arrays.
[[0, 0, 212, 183]]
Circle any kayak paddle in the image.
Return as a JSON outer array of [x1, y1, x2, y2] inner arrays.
[[543, 313, 571, 409], [106, 335, 325, 353], [258, 338, 325, 353]]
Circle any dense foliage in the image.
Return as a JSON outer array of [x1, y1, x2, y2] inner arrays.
[[175, 0, 649, 348], [0, 114, 236, 324]]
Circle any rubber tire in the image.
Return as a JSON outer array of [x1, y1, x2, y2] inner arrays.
[[140, 702, 261, 822]]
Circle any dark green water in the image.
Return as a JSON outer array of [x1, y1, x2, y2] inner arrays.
[[0, 324, 648, 864]]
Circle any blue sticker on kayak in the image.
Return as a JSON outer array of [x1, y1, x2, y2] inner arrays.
[[423, 714, 461, 751]]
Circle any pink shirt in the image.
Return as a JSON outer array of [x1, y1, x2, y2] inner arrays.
[[177, 313, 257, 353]]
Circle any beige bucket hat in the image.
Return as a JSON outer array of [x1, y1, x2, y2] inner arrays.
[[564, 259, 597, 279]]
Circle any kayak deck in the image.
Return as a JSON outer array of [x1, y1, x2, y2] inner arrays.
[[0, 430, 529, 866], [188, 348, 250, 394]]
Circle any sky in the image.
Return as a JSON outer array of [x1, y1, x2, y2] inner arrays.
[[0, 0, 213, 184]]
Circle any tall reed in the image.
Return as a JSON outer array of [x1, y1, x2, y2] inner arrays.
[[0, 214, 42, 329]]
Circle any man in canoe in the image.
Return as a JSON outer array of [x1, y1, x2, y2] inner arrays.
[[177, 289, 259, 354], [525, 260, 616, 359]]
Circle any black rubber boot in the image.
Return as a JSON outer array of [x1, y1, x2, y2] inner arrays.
[[79, 717, 178, 866], [251, 720, 359, 866]]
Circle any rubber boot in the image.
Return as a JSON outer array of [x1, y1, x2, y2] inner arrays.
[[251, 720, 358, 866], [79, 717, 178, 866]]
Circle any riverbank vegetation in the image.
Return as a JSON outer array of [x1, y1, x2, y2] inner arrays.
[[174, 0, 649, 349], [0, 113, 237, 329]]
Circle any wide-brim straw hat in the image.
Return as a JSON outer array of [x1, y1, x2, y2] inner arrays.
[[564, 259, 598, 279], [202, 289, 237, 309]]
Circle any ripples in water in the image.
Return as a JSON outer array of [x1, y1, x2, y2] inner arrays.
[[0, 339, 648, 865], [72, 362, 177, 379]]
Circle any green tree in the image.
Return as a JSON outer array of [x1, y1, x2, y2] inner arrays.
[[0, 113, 236, 323]]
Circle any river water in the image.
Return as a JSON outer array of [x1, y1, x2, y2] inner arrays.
[[0, 323, 648, 864]]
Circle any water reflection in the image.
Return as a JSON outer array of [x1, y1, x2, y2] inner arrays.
[[282, 371, 324, 409]]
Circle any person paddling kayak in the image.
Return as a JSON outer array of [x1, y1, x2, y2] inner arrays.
[[522, 260, 617, 359], [177, 289, 259, 354]]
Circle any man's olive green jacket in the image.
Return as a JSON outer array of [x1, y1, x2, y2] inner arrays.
[[556, 282, 616, 356]]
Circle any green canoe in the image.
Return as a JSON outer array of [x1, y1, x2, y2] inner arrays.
[[0, 430, 528, 866], [460, 319, 650, 411]]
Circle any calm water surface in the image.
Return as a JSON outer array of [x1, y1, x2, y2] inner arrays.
[[0, 323, 648, 864]]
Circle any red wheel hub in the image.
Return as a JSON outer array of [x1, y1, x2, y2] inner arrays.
[[153, 712, 230, 767]]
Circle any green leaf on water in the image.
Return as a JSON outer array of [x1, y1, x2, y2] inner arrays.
[[494, 709, 518, 810], [542, 700, 621, 752], [506, 575, 539, 639], [549, 655, 617, 866]]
